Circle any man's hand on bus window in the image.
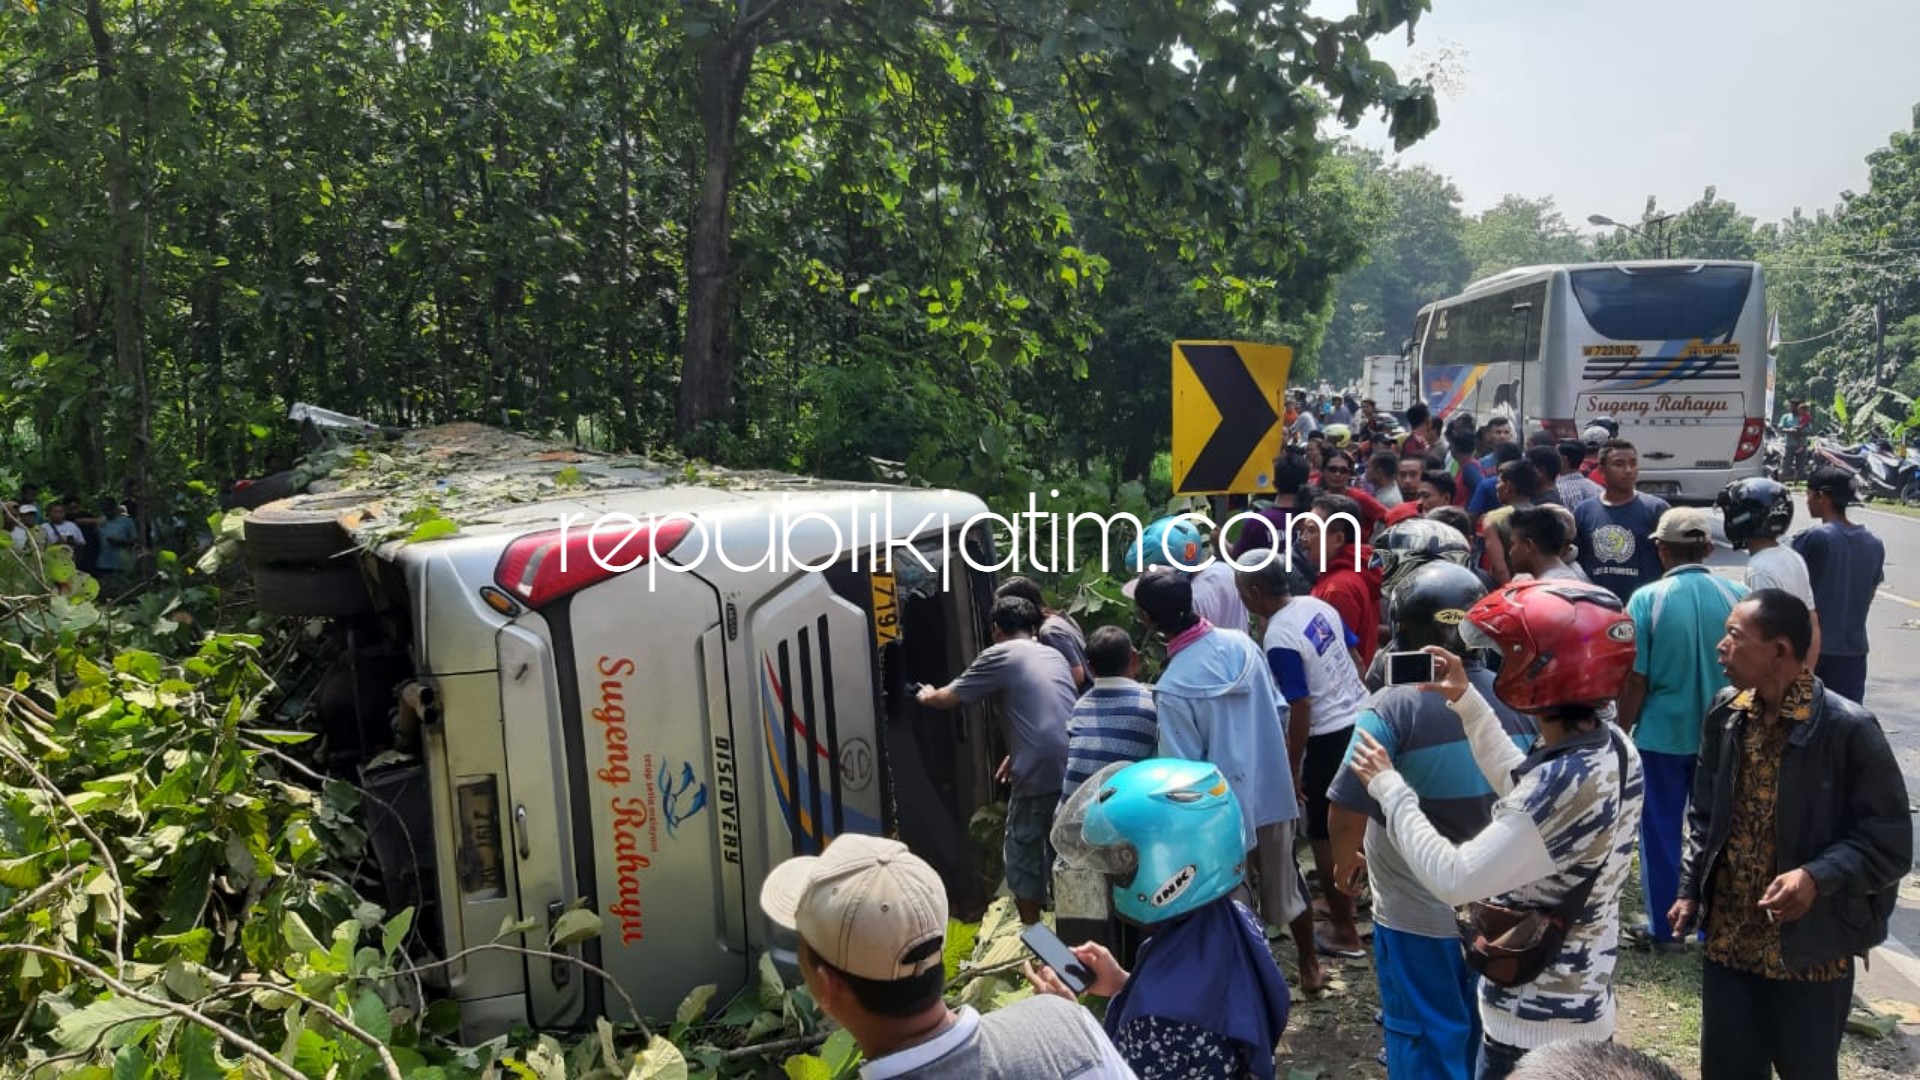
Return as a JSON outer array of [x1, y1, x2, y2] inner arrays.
[[916, 683, 961, 710]]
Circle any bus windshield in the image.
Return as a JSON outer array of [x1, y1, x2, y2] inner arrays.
[[1568, 265, 1753, 341]]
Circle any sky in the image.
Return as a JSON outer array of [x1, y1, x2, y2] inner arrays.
[[1325, 0, 1920, 228]]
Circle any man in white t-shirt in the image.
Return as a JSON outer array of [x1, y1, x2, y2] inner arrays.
[[1237, 557, 1370, 958], [1717, 478, 1820, 669], [1189, 527, 1250, 633], [45, 502, 86, 553]]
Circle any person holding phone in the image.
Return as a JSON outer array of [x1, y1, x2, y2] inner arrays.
[[760, 834, 1135, 1078], [1324, 563, 1535, 1080], [1030, 758, 1290, 1080], [1342, 581, 1645, 1080]]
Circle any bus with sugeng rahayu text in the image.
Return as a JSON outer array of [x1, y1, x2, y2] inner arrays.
[[1409, 260, 1768, 503]]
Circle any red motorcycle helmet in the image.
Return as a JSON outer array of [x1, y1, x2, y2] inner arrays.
[[1461, 579, 1636, 714]]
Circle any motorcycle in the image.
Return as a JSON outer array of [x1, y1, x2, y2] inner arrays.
[[1763, 425, 1784, 481], [1810, 435, 1920, 504]]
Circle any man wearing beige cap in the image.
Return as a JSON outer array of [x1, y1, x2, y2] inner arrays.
[[1618, 505, 1748, 947], [760, 833, 1135, 1078]]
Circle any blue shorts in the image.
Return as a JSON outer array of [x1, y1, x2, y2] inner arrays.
[[1004, 794, 1055, 904], [1375, 925, 1482, 1080]]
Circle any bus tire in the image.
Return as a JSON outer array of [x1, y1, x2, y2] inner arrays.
[[244, 492, 376, 567], [252, 564, 375, 617]]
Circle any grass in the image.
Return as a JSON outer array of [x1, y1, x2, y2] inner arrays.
[[1267, 858, 1918, 1078], [963, 817, 1917, 1077], [1854, 498, 1920, 522]]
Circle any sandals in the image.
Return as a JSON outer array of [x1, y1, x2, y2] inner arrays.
[[1315, 935, 1366, 960]]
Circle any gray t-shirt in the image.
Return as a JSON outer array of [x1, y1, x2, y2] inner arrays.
[[1326, 667, 1537, 937], [948, 638, 1075, 798], [859, 998, 1134, 1079], [1746, 544, 1816, 611], [1038, 613, 1089, 686]]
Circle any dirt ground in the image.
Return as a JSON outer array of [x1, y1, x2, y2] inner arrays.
[[1270, 871, 1919, 1079]]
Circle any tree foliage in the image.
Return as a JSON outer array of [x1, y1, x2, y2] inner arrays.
[[1314, 153, 1468, 384], [1769, 110, 1920, 407], [0, 0, 1442, 514], [1312, 113, 1920, 414], [1461, 195, 1587, 282]]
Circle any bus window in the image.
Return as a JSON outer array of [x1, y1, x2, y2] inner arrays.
[[1569, 265, 1752, 341], [1420, 281, 1549, 369]]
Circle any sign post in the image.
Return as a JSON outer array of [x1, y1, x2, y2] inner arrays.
[[1171, 341, 1293, 495]]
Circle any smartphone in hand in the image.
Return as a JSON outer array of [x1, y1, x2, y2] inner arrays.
[[1383, 650, 1437, 687], [1019, 923, 1091, 994]]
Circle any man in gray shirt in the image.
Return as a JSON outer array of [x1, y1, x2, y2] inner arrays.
[[920, 596, 1075, 924], [762, 834, 1134, 1078]]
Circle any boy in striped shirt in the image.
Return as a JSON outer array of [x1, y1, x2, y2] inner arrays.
[[1060, 626, 1158, 803]]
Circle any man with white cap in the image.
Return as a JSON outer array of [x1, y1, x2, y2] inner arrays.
[[7, 503, 54, 549], [1618, 506, 1748, 948], [760, 834, 1134, 1078]]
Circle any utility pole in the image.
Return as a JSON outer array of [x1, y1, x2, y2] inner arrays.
[[1874, 296, 1887, 391]]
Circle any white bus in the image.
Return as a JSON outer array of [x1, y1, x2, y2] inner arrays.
[[1409, 260, 1769, 502]]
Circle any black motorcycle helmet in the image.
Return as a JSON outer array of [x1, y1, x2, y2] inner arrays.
[[1371, 518, 1473, 598], [1387, 562, 1488, 654], [1716, 477, 1793, 550]]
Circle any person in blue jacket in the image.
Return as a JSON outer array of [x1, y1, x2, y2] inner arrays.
[[1130, 566, 1323, 994], [1030, 758, 1291, 1080]]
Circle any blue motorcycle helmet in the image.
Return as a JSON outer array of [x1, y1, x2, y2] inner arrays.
[[1126, 516, 1207, 574], [1052, 758, 1246, 925]]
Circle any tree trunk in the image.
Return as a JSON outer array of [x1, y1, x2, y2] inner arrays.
[[86, 0, 152, 566], [676, 39, 755, 446]]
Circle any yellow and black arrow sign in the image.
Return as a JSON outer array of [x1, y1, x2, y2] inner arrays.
[[1171, 341, 1293, 495]]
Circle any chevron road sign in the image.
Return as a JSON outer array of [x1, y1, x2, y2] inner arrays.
[[1171, 341, 1293, 495]]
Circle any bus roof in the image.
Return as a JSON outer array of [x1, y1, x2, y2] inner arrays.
[[1424, 259, 1764, 313]]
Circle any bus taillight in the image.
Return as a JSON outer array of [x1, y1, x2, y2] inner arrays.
[[1734, 417, 1765, 461]]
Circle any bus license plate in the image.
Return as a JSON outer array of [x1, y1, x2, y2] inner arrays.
[[455, 775, 508, 901]]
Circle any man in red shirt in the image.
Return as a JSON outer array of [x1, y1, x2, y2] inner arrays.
[[1445, 427, 1485, 508], [1383, 468, 1461, 529], [1299, 492, 1383, 673], [1401, 401, 1435, 460]]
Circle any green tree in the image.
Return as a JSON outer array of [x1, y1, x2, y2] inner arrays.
[[1315, 154, 1471, 385], [667, 0, 1443, 444], [1592, 188, 1759, 262], [1462, 194, 1589, 281]]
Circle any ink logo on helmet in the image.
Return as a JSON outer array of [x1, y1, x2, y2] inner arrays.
[[1148, 864, 1198, 908], [1606, 622, 1636, 643], [1434, 608, 1466, 625]]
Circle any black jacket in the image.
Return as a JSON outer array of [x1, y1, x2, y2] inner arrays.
[[1677, 678, 1912, 972]]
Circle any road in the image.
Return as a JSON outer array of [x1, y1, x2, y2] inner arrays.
[[1703, 495, 1920, 1027]]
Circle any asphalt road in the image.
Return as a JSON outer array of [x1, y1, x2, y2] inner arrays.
[[1702, 495, 1920, 1020]]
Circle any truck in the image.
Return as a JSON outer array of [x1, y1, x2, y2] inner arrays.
[[1361, 354, 1415, 414]]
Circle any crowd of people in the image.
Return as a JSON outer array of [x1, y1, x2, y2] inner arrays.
[[760, 398, 1912, 1080], [1, 480, 142, 588]]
